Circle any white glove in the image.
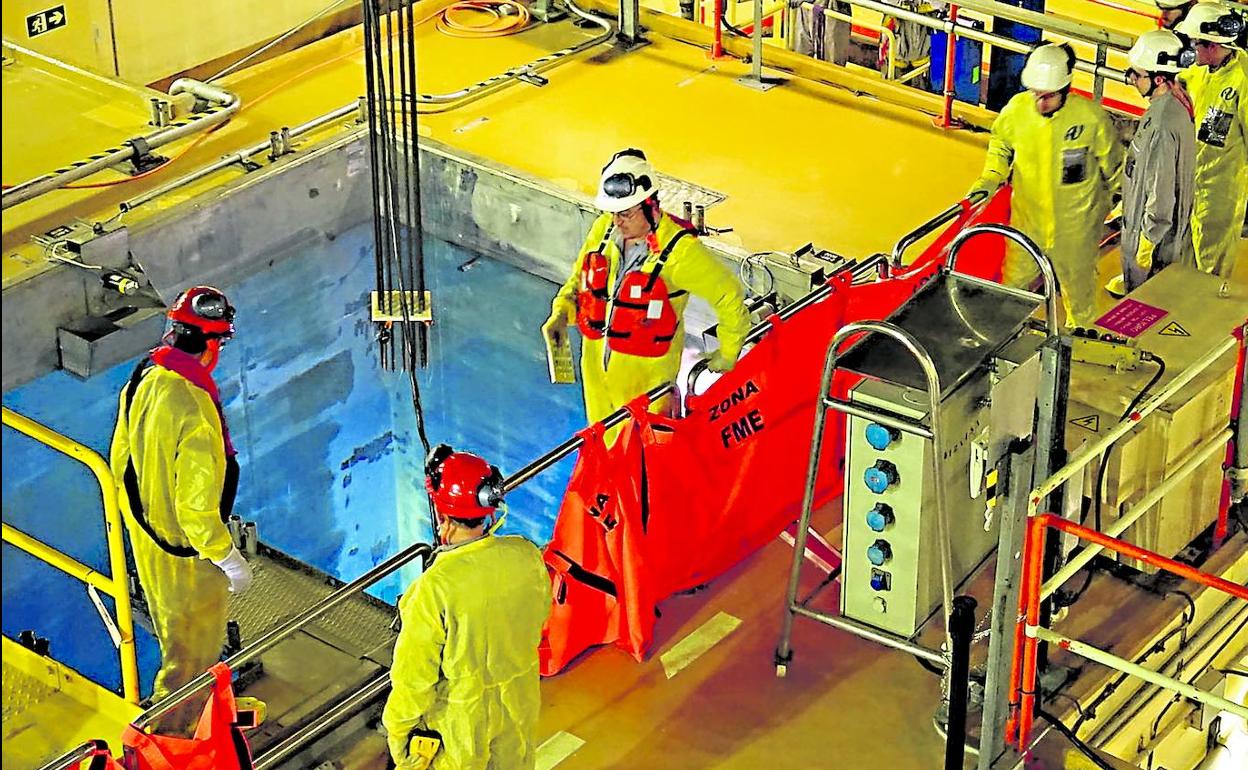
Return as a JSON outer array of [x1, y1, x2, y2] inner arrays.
[[212, 547, 253, 594]]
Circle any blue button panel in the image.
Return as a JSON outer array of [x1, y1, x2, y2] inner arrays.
[[866, 503, 894, 532], [865, 422, 898, 451]]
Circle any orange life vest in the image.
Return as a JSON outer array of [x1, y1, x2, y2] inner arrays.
[[575, 227, 613, 339], [605, 228, 692, 358]]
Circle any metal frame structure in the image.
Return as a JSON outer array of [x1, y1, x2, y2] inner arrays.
[[1, 406, 141, 705]]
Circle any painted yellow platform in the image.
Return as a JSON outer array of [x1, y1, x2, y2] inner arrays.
[[2, 636, 141, 768]]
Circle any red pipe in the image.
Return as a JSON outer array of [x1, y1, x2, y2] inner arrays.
[[1215, 325, 1246, 547], [1012, 512, 1248, 750], [1014, 514, 1048, 750], [711, 0, 725, 59], [939, 6, 960, 129], [1039, 513, 1248, 599]]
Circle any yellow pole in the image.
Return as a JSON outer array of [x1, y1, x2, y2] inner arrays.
[[2, 406, 140, 704]]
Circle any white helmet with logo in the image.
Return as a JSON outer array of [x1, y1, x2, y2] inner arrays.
[[1176, 1, 1244, 44], [1128, 29, 1188, 73], [1021, 44, 1076, 92], [596, 149, 658, 213]]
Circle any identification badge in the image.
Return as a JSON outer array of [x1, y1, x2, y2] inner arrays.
[[1061, 146, 1089, 185], [1198, 108, 1232, 148]]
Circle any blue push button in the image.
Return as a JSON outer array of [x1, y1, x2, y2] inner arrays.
[[865, 423, 899, 451], [866, 503, 895, 532], [863, 460, 899, 494], [870, 568, 892, 592], [867, 539, 893, 566]]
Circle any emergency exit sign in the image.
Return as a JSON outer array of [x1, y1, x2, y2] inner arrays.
[[27, 6, 67, 37]]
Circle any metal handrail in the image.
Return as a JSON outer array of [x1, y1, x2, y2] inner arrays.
[[776, 319, 953, 674], [117, 0, 611, 217], [891, 190, 988, 270], [1, 407, 139, 705], [1012, 513, 1248, 750], [943, 223, 1060, 336], [785, 2, 899, 81]]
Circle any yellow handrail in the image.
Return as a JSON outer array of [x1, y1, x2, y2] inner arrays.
[[2, 406, 140, 704]]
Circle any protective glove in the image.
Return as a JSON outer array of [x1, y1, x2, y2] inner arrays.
[[542, 298, 575, 348], [212, 547, 253, 594], [706, 350, 736, 373]]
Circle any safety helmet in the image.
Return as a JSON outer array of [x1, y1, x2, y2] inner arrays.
[[424, 444, 504, 520], [596, 148, 658, 213], [1128, 30, 1189, 73], [168, 286, 235, 338], [1176, 2, 1244, 43], [1153, 0, 1194, 9], [1021, 44, 1076, 92]]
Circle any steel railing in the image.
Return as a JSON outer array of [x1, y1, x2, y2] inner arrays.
[[1, 406, 140, 704]]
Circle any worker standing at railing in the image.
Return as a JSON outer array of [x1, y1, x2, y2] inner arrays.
[[542, 148, 751, 427], [1176, 2, 1248, 279], [968, 44, 1124, 329], [1154, 0, 1200, 29], [1120, 30, 1198, 291], [382, 446, 550, 770], [108, 286, 252, 733]]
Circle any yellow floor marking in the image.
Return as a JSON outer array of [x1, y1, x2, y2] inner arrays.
[[660, 610, 742, 679], [535, 730, 586, 770]]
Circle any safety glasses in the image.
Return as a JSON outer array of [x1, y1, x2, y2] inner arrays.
[[192, 291, 236, 323], [601, 172, 648, 200]]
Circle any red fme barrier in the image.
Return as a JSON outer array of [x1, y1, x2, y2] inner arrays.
[[540, 191, 1011, 674]]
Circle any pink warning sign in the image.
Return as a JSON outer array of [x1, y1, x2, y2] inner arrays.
[[1095, 299, 1169, 338]]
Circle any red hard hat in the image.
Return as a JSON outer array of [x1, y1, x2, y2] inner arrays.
[[424, 444, 503, 520], [168, 286, 235, 337]]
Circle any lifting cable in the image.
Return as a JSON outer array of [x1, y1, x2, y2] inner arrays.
[[362, 2, 432, 473], [436, 1, 530, 38]]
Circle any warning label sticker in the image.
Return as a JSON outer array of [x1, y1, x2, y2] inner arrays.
[[1158, 321, 1190, 338], [1095, 299, 1169, 338], [1070, 414, 1101, 432]]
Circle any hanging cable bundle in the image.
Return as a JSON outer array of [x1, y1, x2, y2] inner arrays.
[[362, 0, 432, 463]]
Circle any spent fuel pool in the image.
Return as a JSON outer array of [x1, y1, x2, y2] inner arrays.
[[1, 226, 584, 695]]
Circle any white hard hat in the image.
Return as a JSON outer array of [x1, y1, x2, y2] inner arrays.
[[1021, 44, 1075, 92], [1128, 30, 1188, 73], [1176, 1, 1244, 43], [1152, 0, 1193, 9], [596, 149, 657, 213]]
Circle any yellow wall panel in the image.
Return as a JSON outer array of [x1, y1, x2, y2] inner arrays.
[[1, 0, 117, 76], [110, 0, 346, 85]]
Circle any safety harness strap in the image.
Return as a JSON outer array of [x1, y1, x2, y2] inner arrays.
[[123, 360, 199, 559]]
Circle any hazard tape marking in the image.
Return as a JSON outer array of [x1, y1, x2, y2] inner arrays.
[[536, 731, 585, 770], [1070, 414, 1101, 432], [660, 611, 742, 679], [1158, 320, 1190, 338]]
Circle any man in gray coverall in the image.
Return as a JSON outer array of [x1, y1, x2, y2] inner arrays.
[[1120, 29, 1197, 292]]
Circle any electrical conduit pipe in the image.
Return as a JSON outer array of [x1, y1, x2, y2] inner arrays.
[[2, 79, 241, 210]]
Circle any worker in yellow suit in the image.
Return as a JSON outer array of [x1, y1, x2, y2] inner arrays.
[[383, 446, 551, 770], [1153, 0, 1199, 30], [542, 149, 752, 425], [109, 286, 251, 732], [969, 44, 1124, 328], [1177, 2, 1248, 279]]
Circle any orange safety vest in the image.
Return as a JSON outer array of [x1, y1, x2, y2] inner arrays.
[[604, 227, 692, 358], [574, 226, 614, 340]]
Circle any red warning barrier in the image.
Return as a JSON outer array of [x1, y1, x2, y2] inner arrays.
[[540, 191, 1011, 674]]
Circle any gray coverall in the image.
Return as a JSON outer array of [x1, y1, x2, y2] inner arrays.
[[1121, 90, 1196, 291]]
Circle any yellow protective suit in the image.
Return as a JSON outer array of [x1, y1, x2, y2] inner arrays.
[[1183, 51, 1248, 278], [551, 213, 751, 425], [109, 366, 233, 705], [970, 91, 1124, 327], [382, 535, 551, 770]]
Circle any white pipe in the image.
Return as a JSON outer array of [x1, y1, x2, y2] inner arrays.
[[1030, 627, 1248, 721], [1029, 338, 1240, 517], [1041, 428, 1234, 599]]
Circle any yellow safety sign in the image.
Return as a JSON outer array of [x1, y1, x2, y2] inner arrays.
[[1158, 321, 1190, 338]]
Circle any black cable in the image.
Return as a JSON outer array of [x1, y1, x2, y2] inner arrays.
[[720, 4, 749, 38], [1060, 355, 1167, 608], [1219, 669, 1248, 678], [1036, 708, 1119, 770]]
